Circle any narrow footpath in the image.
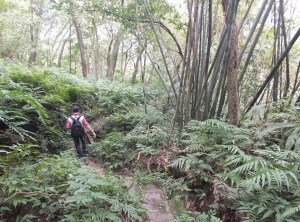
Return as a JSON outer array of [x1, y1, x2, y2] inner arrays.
[[84, 159, 176, 222]]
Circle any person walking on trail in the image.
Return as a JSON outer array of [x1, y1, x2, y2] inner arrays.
[[66, 105, 96, 158]]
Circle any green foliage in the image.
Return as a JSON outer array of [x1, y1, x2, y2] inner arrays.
[[174, 211, 222, 222], [7, 66, 97, 107], [90, 103, 171, 169], [0, 0, 14, 12], [170, 116, 300, 221], [242, 99, 300, 151], [0, 65, 68, 153], [95, 80, 160, 115], [220, 145, 300, 221], [0, 63, 162, 155], [0, 143, 40, 171], [103, 0, 176, 29], [0, 151, 145, 221], [169, 154, 213, 184], [0, 62, 166, 220], [221, 101, 300, 221], [170, 119, 251, 186], [90, 123, 170, 169], [89, 132, 128, 169], [89, 121, 171, 170], [101, 105, 169, 134], [125, 124, 169, 148]]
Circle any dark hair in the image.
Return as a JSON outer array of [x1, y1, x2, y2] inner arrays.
[[72, 105, 80, 112]]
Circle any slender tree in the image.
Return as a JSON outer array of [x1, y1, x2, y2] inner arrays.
[[92, 12, 100, 81], [107, 26, 123, 80], [28, 0, 39, 64], [70, 2, 88, 78]]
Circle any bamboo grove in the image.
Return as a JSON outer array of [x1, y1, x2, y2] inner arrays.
[[159, 0, 300, 130]]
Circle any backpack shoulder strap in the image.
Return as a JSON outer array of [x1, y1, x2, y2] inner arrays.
[[70, 115, 81, 120], [70, 115, 83, 126], [77, 115, 84, 126]]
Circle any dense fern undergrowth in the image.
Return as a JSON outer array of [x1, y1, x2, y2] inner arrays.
[[1, 60, 300, 221]]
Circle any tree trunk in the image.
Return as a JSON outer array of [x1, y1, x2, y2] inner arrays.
[[107, 27, 123, 80], [70, 3, 88, 78], [222, 0, 239, 125], [146, 64, 155, 85], [143, 0, 177, 101], [57, 39, 67, 67], [28, 0, 38, 64], [50, 23, 69, 66], [131, 42, 146, 85], [131, 56, 139, 85], [92, 14, 100, 81], [106, 39, 113, 78]]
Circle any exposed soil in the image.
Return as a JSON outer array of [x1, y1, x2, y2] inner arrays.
[[84, 159, 105, 175]]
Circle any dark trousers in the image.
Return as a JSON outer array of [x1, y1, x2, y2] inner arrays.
[[72, 135, 87, 158]]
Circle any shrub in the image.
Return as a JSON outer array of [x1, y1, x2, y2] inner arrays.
[[0, 151, 145, 221]]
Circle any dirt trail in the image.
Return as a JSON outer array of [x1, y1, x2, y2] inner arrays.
[[141, 184, 175, 222], [84, 159, 176, 222]]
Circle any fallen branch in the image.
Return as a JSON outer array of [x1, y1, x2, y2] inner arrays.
[[85, 129, 94, 144]]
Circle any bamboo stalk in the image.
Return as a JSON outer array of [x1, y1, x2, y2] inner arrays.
[[185, 0, 201, 123], [246, 27, 300, 113], [238, 0, 268, 65], [289, 61, 300, 104], [239, 0, 275, 85], [237, 0, 254, 34], [280, 0, 290, 98], [272, 2, 279, 102], [142, 0, 178, 100], [194, 28, 227, 116], [178, 0, 195, 131]]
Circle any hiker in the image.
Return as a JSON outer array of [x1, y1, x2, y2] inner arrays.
[[66, 105, 96, 158]]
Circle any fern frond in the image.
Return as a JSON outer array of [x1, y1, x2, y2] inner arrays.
[[230, 156, 269, 175], [169, 155, 195, 170], [137, 144, 159, 155], [241, 169, 298, 189], [256, 122, 295, 139], [255, 148, 300, 163], [285, 128, 300, 150], [169, 154, 213, 175], [218, 145, 245, 155], [278, 205, 300, 221], [224, 155, 243, 166]]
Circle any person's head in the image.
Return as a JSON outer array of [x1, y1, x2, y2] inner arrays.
[[72, 105, 80, 113]]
